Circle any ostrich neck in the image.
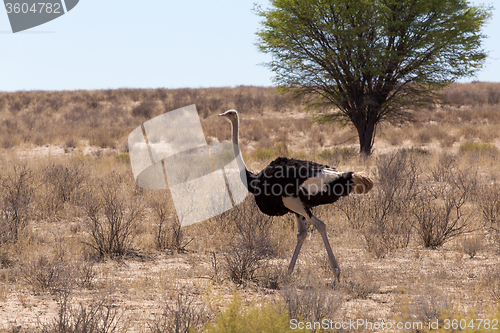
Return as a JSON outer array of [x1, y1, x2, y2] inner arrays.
[[230, 118, 257, 192], [231, 118, 246, 169], [231, 118, 240, 148]]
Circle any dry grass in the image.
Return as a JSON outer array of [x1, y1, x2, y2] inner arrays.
[[1, 83, 500, 331]]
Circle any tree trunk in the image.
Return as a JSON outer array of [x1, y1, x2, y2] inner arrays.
[[356, 121, 376, 156]]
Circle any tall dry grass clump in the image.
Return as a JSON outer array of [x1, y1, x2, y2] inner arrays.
[[340, 150, 419, 257], [150, 290, 206, 333], [40, 294, 120, 333], [82, 173, 145, 259], [36, 161, 88, 219], [0, 165, 34, 245], [412, 154, 478, 248], [477, 173, 500, 250], [149, 192, 185, 254], [220, 198, 279, 285], [281, 277, 343, 323]]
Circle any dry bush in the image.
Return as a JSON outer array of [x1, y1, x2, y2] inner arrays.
[[340, 264, 380, 299], [439, 132, 457, 148], [413, 158, 478, 248], [82, 174, 145, 258], [220, 198, 278, 285], [0, 165, 34, 244], [20, 255, 75, 295], [415, 128, 433, 145], [460, 235, 484, 259], [257, 262, 288, 290], [150, 291, 206, 333], [345, 150, 419, 257], [89, 130, 116, 149], [396, 284, 451, 326], [281, 278, 343, 323], [477, 174, 500, 247], [76, 260, 97, 289], [483, 268, 500, 302], [41, 294, 120, 333], [223, 237, 274, 285], [37, 162, 87, 218], [149, 193, 185, 253], [132, 100, 157, 118], [338, 194, 371, 230]]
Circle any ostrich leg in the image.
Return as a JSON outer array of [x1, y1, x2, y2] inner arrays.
[[309, 215, 341, 283], [288, 215, 307, 274]]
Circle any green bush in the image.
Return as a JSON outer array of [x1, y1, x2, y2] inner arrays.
[[199, 294, 312, 333], [114, 153, 130, 164], [316, 147, 356, 161], [254, 147, 275, 161], [253, 143, 289, 161], [459, 141, 498, 154], [423, 305, 500, 333]]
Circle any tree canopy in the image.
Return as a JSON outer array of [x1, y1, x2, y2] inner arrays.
[[256, 0, 492, 155]]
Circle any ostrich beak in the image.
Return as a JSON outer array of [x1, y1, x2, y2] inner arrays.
[[218, 113, 226, 117]]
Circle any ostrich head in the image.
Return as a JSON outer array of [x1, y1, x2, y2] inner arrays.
[[218, 109, 238, 123]]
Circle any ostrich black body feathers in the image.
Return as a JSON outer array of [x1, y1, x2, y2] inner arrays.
[[244, 157, 354, 217]]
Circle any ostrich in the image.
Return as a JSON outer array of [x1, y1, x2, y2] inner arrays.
[[219, 110, 373, 282]]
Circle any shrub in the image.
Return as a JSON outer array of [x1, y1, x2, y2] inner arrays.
[[340, 264, 380, 300], [39, 162, 87, 217], [20, 255, 74, 295], [477, 176, 500, 248], [395, 284, 451, 328], [150, 291, 206, 333], [40, 294, 120, 333], [89, 130, 115, 148], [253, 144, 289, 161], [132, 100, 156, 118], [281, 281, 343, 323], [258, 263, 287, 290], [82, 174, 145, 258], [223, 236, 274, 285], [0, 165, 34, 244], [459, 140, 498, 154], [254, 148, 275, 161], [316, 147, 356, 163], [114, 153, 130, 164], [413, 163, 477, 248], [149, 193, 185, 253], [461, 235, 484, 259], [200, 293, 310, 333], [221, 199, 277, 285], [349, 150, 419, 257], [76, 260, 97, 289]]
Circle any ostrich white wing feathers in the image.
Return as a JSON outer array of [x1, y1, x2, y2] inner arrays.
[[299, 168, 342, 195]]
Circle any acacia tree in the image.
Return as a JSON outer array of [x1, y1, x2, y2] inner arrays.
[[256, 0, 491, 155]]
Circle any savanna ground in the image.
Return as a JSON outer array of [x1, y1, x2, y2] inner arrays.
[[1, 83, 500, 332]]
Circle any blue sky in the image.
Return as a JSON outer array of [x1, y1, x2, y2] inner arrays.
[[0, 0, 498, 91]]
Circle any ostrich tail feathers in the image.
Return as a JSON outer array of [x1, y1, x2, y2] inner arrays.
[[351, 172, 374, 194]]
